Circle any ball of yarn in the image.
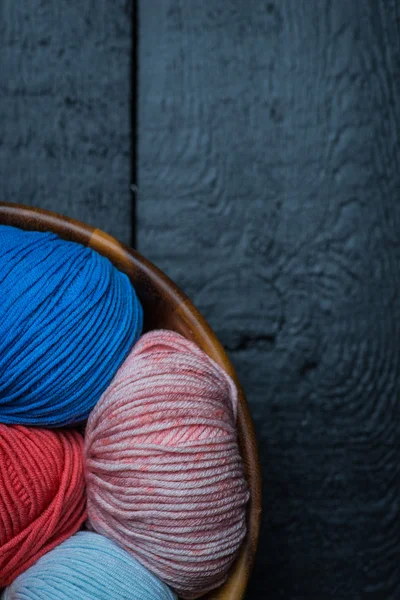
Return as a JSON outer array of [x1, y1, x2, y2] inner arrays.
[[0, 424, 86, 587], [2, 532, 176, 600], [0, 225, 143, 427], [85, 330, 249, 599]]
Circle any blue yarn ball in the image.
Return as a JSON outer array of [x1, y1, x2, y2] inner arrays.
[[0, 225, 143, 426], [2, 532, 176, 600]]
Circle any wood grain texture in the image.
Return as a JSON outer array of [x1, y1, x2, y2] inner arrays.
[[0, 0, 133, 243], [137, 1, 400, 598]]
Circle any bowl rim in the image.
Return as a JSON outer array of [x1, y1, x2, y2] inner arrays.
[[0, 202, 262, 600]]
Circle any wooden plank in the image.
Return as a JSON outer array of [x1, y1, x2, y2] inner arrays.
[[138, 1, 400, 598], [0, 0, 133, 243]]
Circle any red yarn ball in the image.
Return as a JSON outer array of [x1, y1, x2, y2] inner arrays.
[[0, 425, 87, 586], [85, 330, 249, 599]]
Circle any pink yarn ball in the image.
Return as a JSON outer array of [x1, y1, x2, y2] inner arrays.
[[84, 330, 249, 599]]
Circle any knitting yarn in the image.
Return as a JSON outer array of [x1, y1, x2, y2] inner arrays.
[[2, 532, 176, 600], [0, 225, 143, 427], [0, 424, 86, 587], [85, 330, 249, 599]]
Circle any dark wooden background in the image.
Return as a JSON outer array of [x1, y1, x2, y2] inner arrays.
[[1, 1, 400, 598]]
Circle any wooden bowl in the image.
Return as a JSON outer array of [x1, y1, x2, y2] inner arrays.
[[0, 202, 262, 600]]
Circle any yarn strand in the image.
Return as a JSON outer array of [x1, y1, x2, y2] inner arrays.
[[85, 330, 249, 599], [2, 532, 176, 600], [0, 424, 87, 587], [0, 225, 143, 426]]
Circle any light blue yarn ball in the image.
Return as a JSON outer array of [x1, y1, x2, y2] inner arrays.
[[2, 532, 176, 600], [0, 225, 143, 426]]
